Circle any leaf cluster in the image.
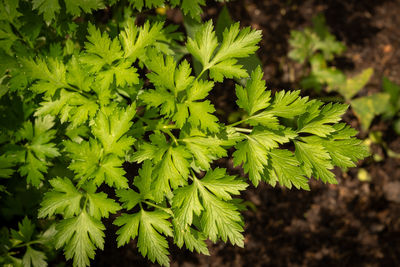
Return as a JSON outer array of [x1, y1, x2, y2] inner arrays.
[[0, 3, 370, 267], [288, 13, 398, 131]]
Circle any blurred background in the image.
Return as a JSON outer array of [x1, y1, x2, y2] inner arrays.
[[95, 0, 400, 266]]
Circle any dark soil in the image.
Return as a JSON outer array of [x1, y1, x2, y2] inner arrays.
[[95, 0, 400, 266]]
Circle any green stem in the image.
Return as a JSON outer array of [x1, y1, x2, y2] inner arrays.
[[14, 240, 41, 248], [228, 118, 249, 127], [144, 201, 174, 216], [160, 124, 179, 130], [189, 169, 198, 180], [233, 127, 252, 133], [228, 110, 273, 127], [195, 68, 207, 82], [82, 194, 90, 211], [162, 128, 178, 146], [64, 85, 93, 99]]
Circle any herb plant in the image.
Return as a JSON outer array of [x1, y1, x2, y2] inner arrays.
[[288, 14, 399, 131], [1, 2, 369, 266]]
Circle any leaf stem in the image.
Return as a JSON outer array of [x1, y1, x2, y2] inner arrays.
[[233, 127, 252, 133], [144, 201, 174, 216], [195, 68, 207, 82], [162, 128, 178, 146], [14, 240, 41, 248], [189, 169, 198, 180], [160, 124, 178, 130], [228, 118, 249, 127]]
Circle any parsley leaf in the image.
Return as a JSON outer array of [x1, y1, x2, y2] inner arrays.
[[38, 177, 82, 219], [65, 139, 128, 189], [233, 127, 296, 186], [55, 211, 105, 267], [236, 66, 271, 115], [114, 209, 173, 266], [172, 168, 247, 246], [91, 104, 136, 157], [187, 20, 261, 81], [294, 139, 336, 184], [17, 115, 60, 187]]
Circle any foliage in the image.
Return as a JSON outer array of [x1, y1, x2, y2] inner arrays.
[[0, 2, 368, 267], [288, 14, 395, 131]]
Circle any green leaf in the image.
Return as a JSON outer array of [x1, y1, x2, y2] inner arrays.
[[142, 53, 220, 132], [132, 134, 190, 202], [200, 168, 248, 200], [289, 14, 345, 63], [55, 211, 105, 267], [145, 51, 177, 92], [179, 0, 205, 20], [35, 90, 98, 128], [114, 209, 172, 266], [236, 66, 271, 116], [152, 146, 191, 202], [209, 59, 247, 82], [269, 90, 309, 118], [66, 57, 94, 92], [22, 246, 47, 267], [11, 217, 35, 243], [64, 0, 104, 16], [288, 29, 317, 63], [311, 14, 345, 60], [32, 0, 60, 23], [172, 181, 203, 226], [233, 127, 296, 186], [0, 154, 15, 178], [197, 179, 244, 246], [175, 79, 219, 132], [86, 191, 121, 220], [187, 20, 261, 81], [382, 76, 400, 116], [18, 152, 47, 186], [294, 139, 336, 184], [28, 115, 60, 159], [120, 19, 163, 60], [133, 160, 154, 197], [310, 127, 370, 170], [131, 133, 169, 163], [298, 101, 348, 137], [141, 88, 176, 117], [302, 53, 346, 91], [39, 177, 82, 219], [65, 139, 128, 189], [92, 105, 136, 156], [17, 115, 60, 186], [0, 0, 22, 22], [175, 60, 195, 93], [116, 161, 155, 210], [33, 0, 104, 23], [186, 21, 218, 68], [181, 132, 229, 171], [215, 5, 234, 40], [82, 23, 123, 70], [173, 221, 209, 255], [23, 58, 67, 97], [337, 68, 373, 100], [186, 100, 219, 132], [351, 93, 391, 130], [129, 0, 164, 11], [172, 169, 246, 246], [265, 149, 309, 190], [212, 22, 261, 67]]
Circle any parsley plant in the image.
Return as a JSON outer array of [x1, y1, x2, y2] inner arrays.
[[0, 2, 369, 266]]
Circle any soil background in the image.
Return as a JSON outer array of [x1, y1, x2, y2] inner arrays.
[[95, 0, 400, 266]]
